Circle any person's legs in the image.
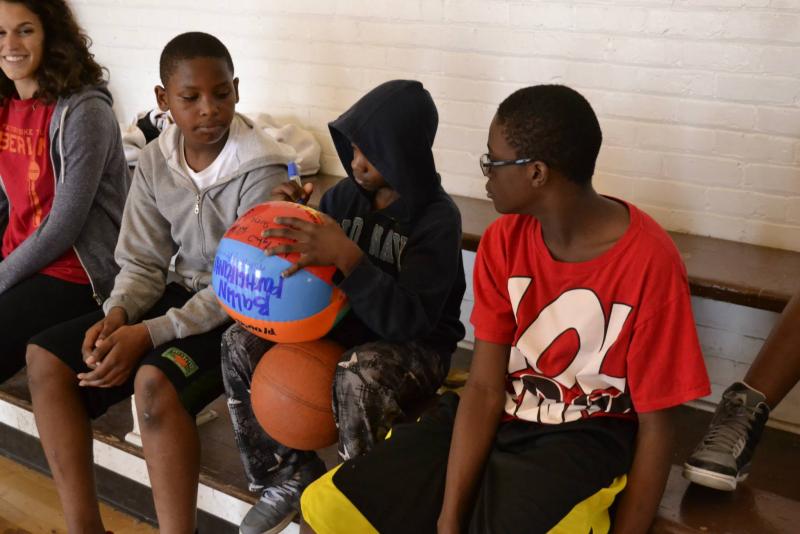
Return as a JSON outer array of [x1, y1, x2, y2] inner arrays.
[[743, 291, 800, 407], [221, 324, 324, 534], [683, 290, 800, 491], [302, 393, 636, 534], [134, 365, 201, 534], [0, 274, 96, 382], [333, 341, 447, 460], [26, 309, 117, 533], [27, 343, 105, 533], [132, 314, 228, 534], [302, 392, 457, 534]]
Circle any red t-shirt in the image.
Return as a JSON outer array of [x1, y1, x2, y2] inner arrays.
[[471, 201, 710, 424], [0, 98, 89, 284]]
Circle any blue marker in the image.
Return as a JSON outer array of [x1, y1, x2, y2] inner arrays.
[[287, 161, 306, 204], [288, 161, 301, 188]]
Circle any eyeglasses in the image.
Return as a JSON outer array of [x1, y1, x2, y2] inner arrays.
[[479, 153, 535, 177]]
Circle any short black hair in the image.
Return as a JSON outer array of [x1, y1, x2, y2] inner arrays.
[[496, 85, 602, 186], [159, 32, 234, 85]]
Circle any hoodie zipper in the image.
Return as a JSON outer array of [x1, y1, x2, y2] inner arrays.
[[51, 104, 102, 304]]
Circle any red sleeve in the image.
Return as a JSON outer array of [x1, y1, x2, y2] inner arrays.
[[470, 222, 516, 345], [627, 267, 710, 413]]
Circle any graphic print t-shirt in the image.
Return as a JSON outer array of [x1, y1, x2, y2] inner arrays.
[[0, 98, 89, 284], [470, 201, 710, 424]]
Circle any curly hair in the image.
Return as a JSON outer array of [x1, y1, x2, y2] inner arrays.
[[496, 85, 602, 186], [0, 0, 105, 102]]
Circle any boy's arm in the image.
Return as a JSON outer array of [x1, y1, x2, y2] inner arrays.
[[438, 339, 509, 533], [104, 163, 174, 324], [612, 409, 675, 534], [335, 203, 464, 341]]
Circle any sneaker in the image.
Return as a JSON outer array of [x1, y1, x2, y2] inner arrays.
[[683, 382, 770, 491], [240, 456, 327, 534]]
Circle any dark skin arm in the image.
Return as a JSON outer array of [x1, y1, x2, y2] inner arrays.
[[437, 339, 509, 534], [78, 306, 153, 387], [744, 290, 800, 408], [612, 409, 675, 534]]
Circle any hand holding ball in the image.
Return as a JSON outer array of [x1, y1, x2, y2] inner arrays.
[[212, 201, 348, 343]]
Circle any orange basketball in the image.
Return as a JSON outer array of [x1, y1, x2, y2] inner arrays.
[[251, 339, 344, 450]]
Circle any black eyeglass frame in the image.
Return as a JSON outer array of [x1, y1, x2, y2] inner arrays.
[[479, 153, 535, 177]]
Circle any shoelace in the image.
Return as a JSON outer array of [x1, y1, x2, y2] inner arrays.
[[259, 475, 304, 506], [702, 398, 756, 454]]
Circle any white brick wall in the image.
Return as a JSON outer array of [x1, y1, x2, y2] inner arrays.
[[70, 0, 800, 250]]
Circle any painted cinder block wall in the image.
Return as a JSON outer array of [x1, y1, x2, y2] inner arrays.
[[73, 0, 800, 250]]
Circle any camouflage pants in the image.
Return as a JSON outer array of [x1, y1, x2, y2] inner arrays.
[[220, 323, 448, 492]]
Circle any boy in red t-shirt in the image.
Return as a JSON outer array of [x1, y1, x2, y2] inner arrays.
[[298, 84, 711, 534]]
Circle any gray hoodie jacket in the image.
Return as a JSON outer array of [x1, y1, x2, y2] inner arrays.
[[0, 85, 130, 299], [103, 114, 292, 347]]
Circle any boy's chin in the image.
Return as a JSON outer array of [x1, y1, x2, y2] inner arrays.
[[187, 127, 229, 147]]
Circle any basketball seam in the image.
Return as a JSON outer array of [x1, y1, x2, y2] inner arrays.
[[259, 374, 331, 413]]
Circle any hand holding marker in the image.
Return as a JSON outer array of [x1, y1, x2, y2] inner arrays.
[[288, 161, 306, 205]]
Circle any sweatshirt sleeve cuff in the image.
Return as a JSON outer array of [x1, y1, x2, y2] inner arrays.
[[143, 316, 176, 348], [337, 255, 376, 295], [103, 296, 140, 324]]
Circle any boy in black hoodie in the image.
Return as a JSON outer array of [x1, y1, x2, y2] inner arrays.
[[221, 79, 466, 533]]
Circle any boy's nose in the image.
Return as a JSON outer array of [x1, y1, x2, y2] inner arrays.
[[198, 96, 218, 116]]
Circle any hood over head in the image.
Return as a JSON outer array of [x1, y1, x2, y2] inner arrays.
[[328, 80, 440, 216]]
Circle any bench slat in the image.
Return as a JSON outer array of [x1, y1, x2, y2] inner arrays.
[[306, 174, 800, 311]]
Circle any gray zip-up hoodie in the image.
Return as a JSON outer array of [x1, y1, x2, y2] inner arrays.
[[103, 114, 292, 347], [0, 85, 130, 299]]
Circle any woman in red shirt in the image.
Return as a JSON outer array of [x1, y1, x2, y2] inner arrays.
[[0, 0, 129, 382]]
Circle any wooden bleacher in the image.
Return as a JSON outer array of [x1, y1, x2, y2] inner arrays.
[[1, 173, 799, 532]]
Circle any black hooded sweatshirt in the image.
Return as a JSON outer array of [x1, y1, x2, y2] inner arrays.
[[320, 80, 466, 358]]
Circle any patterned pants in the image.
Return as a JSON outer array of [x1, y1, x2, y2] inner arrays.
[[220, 324, 448, 492]]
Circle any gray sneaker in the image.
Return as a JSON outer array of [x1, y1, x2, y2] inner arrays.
[[683, 382, 769, 491], [240, 456, 327, 534]]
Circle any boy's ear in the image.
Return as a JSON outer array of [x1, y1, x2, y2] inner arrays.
[[233, 77, 240, 103], [155, 85, 169, 112], [530, 161, 549, 188]]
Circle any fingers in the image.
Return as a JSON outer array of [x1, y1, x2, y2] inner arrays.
[[274, 216, 315, 231], [77, 355, 115, 386], [281, 260, 304, 278], [264, 243, 304, 256], [301, 182, 314, 202], [270, 182, 300, 202], [82, 320, 105, 362]]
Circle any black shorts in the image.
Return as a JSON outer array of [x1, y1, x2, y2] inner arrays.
[[301, 392, 637, 534], [29, 284, 227, 419], [0, 274, 98, 382]]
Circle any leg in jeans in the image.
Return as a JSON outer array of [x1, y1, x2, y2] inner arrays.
[[221, 324, 316, 490], [27, 344, 105, 534], [222, 324, 325, 534], [334, 341, 447, 460]]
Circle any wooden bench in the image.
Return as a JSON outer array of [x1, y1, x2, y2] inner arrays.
[[1, 173, 798, 532]]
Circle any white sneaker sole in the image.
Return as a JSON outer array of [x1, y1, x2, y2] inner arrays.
[[682, 463, 748, 491]]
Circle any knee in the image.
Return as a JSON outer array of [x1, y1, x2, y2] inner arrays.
[[133, 366, 179, 431], [25, 344, 69, 392], [334, 347, 381, 394]]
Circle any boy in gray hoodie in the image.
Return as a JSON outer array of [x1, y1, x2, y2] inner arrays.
[[26, 32, 292, 534]]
